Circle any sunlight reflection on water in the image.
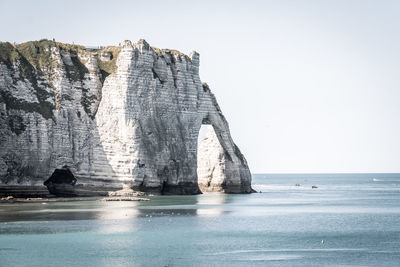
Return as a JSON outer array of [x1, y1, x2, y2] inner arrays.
[[1, 174, 400, 266]]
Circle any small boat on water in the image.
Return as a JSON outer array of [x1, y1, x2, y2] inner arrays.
[[312, 185, 318, 189]]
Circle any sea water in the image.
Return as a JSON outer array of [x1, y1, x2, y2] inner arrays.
[[0, 173, 399, 266]]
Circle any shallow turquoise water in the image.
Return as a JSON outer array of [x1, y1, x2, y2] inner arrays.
[[1, 173, 400, 266]]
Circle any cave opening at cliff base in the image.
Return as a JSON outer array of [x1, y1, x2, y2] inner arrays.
[[44, 167, 77, 186]]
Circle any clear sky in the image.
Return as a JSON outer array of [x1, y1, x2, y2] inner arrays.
[[1, 0, 399, 173]]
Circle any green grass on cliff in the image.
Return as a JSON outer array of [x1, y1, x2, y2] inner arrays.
[[18, 39, 90, 81], [0, 41, 55, 119], [17, 39, 57, 71], [152, 46, 190, 61], [1, 40, 193, 81], [0, 40, 123, 120], [96, 46, 121, 81], [0, 40, 88, 80], [0, 42, 20, 65], [0, 40, 121, 81], [202, 82, 210, 92]]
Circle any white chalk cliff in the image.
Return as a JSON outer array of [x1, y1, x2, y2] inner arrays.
[[0, 39, 252, 196]]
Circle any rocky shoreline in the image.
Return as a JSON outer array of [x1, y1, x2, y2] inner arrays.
[[98, 197, 150, 201], [0, 186, 153, 203], [0, 195, 151, 203]]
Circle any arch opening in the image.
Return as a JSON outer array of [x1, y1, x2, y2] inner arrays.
[[196, 124, 225, 192]]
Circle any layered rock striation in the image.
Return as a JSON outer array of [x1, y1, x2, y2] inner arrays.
[[0, 39, 252, 196]]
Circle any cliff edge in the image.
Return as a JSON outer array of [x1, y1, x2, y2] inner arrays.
[[0, 39, 252, 196]]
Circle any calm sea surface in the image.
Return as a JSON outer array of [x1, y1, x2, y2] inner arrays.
[[1, 173, 400, 266]]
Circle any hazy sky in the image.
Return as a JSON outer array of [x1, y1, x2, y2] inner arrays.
[[1, 0, 399, 173]]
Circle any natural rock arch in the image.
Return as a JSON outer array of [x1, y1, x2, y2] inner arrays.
[[95, 40, 252, 194], [0, 39, 252, 196]]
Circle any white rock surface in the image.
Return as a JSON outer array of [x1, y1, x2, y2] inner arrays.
[[0, 39, 252, 195]]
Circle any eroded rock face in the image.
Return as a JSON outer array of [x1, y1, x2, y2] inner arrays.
[[0, 39, 252, 196]]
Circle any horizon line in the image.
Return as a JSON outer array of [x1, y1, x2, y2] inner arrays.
[[252, 172, 400, 175]]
